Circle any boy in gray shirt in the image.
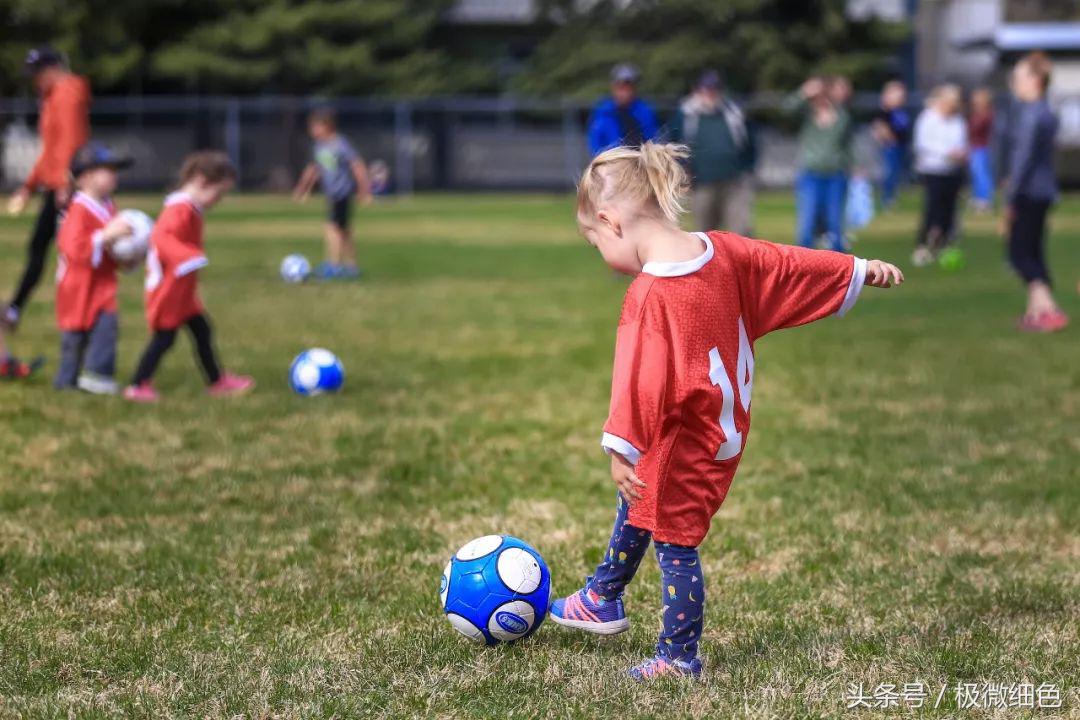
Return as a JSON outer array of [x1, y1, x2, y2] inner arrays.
[[293, 108, 372, 279]]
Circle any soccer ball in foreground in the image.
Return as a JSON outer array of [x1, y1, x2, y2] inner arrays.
[[110, 209, 154, 266], [281, 254, 311, 283], [440, 535, 551, 645], [289, 348, 344, 395]]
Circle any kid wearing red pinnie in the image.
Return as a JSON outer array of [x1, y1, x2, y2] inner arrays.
[[54, 142, 133, 393], [548, 143, 904, 680], [124, 151, 253, 402]]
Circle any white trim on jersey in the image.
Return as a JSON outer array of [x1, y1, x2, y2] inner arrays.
[[641, 232, 714, 278], [164, 191, 203, 214], [90, 230, 106, 269], [175, 255, 208, 278], [72, 191, 113, 225], [837, 257, 868, 317], [601, 432, 642, 466]]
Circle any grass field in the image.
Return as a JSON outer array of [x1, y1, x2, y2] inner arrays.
[[0, 191, 1077, 719]]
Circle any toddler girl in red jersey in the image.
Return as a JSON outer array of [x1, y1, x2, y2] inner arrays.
[[549, 143, 904, 680], [124, 151, 254, 402]]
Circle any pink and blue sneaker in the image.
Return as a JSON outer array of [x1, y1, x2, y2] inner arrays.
[[627, 654, 703, 681], [548, 585, 629, 635]]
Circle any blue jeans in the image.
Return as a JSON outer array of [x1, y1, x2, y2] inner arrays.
[[969, 147, 994, 205], [796, 171, 847, 251], [880, 144, 906, 208]]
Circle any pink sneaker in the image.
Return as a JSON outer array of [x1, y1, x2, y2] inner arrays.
[[123, 382, 160, 403], [1018, 311, 1069, 333], [208, 373, 255, 397]]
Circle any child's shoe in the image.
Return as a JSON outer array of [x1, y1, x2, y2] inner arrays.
[[208, 373, 255, 397], [1, 304, 21, 330], [336, 264, 361, 280], [314, 262, 339, 280], [627, 654, 703, 681], [1017, 310, 1069, 333], [0, 355, 43, 379], [77, 372, 119, 395], [548, 586, 629, 635], [123, 382, 160, 403]]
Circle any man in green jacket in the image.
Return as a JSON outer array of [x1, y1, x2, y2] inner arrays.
[[671, 70, 757, 236]]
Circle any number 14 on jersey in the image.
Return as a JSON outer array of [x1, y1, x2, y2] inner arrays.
[[708, 317, 754, 461]]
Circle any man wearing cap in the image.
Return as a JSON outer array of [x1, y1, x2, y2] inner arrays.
[[3, 46, 91, 331], [587, 63, 660, 156], [672, 70, 757, 236]]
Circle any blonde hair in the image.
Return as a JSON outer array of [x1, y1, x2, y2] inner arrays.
[[577, 142, 690, 224], [928, 83, 962, 112]]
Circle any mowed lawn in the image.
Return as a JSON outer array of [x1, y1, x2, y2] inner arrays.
[[0, 192, 1077, 719]]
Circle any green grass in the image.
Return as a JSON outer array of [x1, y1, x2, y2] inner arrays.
[[0, 192, 1077, 719]]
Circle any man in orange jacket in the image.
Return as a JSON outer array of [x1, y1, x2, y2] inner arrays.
[[4, 47, 91, 330]]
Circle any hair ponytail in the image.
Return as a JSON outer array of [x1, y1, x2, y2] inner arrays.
[[577, 142, 689, 224]]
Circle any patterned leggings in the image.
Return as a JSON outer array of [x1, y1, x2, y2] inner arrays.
[[587, 495, 704, 662]]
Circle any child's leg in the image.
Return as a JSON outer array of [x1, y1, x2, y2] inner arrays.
[[588, 494, 652, 600], [82, 312, 118, 377], [78, 312, 119, 394], [337, 198, 357, 269], [655, 542, 705, 662], [185, 314, 222, 384], [131, 328, 178, 385], [549, 495, 648, 635], [323, 222, 341, 265], [54, 330, 87, 389]]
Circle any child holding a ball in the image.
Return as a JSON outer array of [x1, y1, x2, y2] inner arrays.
[[123, 151, 254, 402], [549, 142, 904, 680], [53, 142, 134, 393]]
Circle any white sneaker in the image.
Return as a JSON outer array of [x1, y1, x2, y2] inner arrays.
[[77, 372, 119, 395], [912, 246, 934, 267]]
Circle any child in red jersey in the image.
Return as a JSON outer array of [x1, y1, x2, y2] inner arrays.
[[123, 151, 254, 402], [548, 143, 904, 681], [54, 142, 134, 393]]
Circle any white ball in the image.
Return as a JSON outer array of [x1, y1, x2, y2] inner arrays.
[[289, 348, 345, 396], [110, 209, 153, 265], [280, 254, 311, 283]]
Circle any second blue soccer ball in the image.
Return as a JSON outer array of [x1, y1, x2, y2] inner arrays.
[[289, 348, 344, 395], [281, 254, 311, 283]]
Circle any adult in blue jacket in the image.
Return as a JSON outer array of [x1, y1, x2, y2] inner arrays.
[[587, 64, 660, 156]]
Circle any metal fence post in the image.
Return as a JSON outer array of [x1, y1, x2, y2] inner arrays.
[[225, 98, 242, 187], [562, 103, 582, 190], [394, 101, 414, 196]]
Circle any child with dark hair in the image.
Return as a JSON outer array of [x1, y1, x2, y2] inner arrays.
[[292, 108, 372, 280], [124, 151, 254, 402]]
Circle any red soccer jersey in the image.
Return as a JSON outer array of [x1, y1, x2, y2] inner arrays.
[[55, 192, 118, 331], [145, 192, 207, 331], [601, 231, 867, 546]]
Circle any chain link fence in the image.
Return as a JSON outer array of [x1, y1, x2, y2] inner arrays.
[[3, 94, 1079, 193]]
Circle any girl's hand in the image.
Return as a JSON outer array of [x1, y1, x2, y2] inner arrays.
[[101, 216, 133, 245], [610, 452, 645, 505], [865, 259, 904, 288]]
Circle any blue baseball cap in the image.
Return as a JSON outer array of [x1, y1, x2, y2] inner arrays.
[[24, 46, 63, 75], [70, 142, 133, 177]]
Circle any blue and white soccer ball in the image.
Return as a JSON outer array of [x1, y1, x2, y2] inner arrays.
[[280, 254, 311, 283], [289, 348, 344, 395], [440, 535, 551, 645], [110, 209, 154, 266]]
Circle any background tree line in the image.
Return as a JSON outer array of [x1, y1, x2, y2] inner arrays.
[[0, 0, 908, 98]]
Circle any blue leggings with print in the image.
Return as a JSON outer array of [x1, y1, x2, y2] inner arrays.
[[587, 496, 704, 662]]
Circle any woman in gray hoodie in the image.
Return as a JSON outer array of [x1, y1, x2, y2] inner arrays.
[[1003, 52, 1066, 332]]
